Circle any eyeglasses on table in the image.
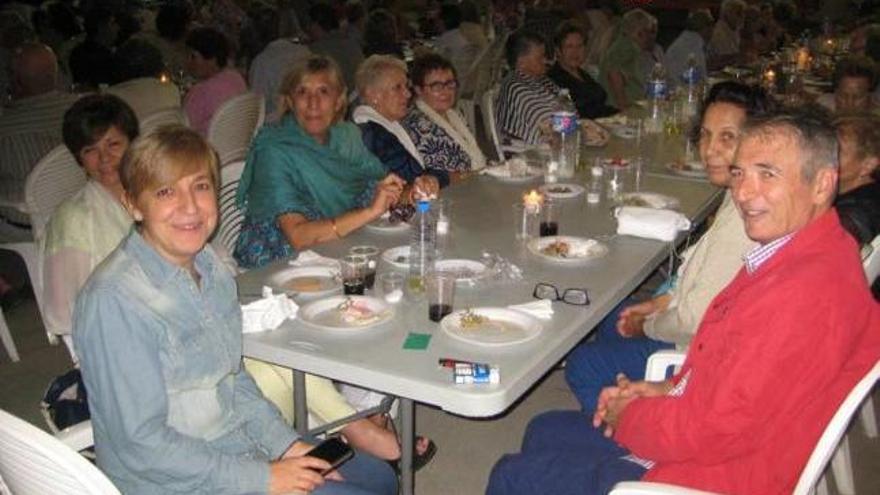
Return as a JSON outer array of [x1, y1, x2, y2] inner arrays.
[[533, 282, 590, 306]]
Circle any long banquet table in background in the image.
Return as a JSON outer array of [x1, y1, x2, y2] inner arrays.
[[239, 129, 723, 494]]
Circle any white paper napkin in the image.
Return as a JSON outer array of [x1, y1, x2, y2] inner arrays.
[[288, 250, 339, 268], [508, 300, 554, 320], [241, 287, 299, 334], [615, 206, 691, 242]]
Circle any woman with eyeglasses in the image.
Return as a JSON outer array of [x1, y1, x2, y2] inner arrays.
[[352, 55, 448, 196], [402, 53, 486, 178]]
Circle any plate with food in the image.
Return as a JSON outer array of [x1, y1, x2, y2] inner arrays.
[[539, 183, 585, 199], [802, 75, 831, 88], [665, 160, 707, 178], [602, 157, 631, 169], [298, 296, 394, 331], [365, 210, 410, 233], [381, 245, 411, 270], [619, 192, 680, 209], [434, 259, 487, 285], [721, 65, 753, 78], [483, 159, 543, 182], [579, 119, 610, 147], [266, 266, 341, 298], [527, 236, 609, 264], [441, 307, 543, 346]]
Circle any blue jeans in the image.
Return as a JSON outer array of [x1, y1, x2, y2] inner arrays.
[[565, 300, 674, 412], [486, 410, 646, 495], [314, 449, 398, 495]]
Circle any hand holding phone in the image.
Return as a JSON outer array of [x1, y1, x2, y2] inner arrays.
[[305, 437, 354, 476]]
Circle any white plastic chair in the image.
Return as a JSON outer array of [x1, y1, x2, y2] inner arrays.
[[206, 92, 265, 167], [0, 309, 16, 363], [829, 234, 880, 495], [214, 160, 245, 257], [0, 145, 85, 359], [480, 86, 507, 162], [612, 354, 880, 495], [0, 408, 117, 494], [139, 107, 188, 135]]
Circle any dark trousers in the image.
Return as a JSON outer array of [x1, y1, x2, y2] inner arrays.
[[564, 300, 674, 412], [486, 410, 646, 495]]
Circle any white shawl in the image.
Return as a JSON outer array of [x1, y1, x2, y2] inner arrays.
[[352, 105, 424, 167], [415, 99, 486, 170]]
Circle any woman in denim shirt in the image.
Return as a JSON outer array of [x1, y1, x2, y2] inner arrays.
[[73, 126, 397, 495]]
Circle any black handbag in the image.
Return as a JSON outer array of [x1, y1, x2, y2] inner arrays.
[[41, 368, 90, 432]]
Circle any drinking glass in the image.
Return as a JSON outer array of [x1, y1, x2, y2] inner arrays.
[[348, 245, 380, 289], [378, 272, 404, 303], [540, 200, 559, 237], [340, 254, 368, 295], [426, 272, 456, 322]]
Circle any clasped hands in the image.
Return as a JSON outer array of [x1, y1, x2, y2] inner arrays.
[[592, 374, 672, 438]]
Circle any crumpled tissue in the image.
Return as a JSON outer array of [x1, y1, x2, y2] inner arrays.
[[615, 206, 691, 242], [288, 250, 339, 268], [241, 287, 299, 333], [508, 300, 554, 320]]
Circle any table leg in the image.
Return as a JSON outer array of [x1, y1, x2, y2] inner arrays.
[[399, 398, 414, 495], [293, 370, 308, 434]]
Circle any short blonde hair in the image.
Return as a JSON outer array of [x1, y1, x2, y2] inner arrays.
[[121, 124, 219, 200], [277, 55, 347, 120], [621, 9, 656, 37], [355, 54, 407, 97]]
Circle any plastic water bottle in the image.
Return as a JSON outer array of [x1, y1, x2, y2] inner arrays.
[[407, 200, 436, 292], [550, 89, 580, 179], [645, 62, 667, 135], [586, 164, 603, 205], [681, 54, 702, 121]]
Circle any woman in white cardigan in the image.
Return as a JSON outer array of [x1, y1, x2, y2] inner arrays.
[[402, 53, 486, 178]]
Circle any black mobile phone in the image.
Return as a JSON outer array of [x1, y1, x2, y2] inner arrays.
[[306, 437, 354, 475]]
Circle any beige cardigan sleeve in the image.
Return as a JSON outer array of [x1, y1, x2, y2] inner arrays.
[[643, 193, 756, 348]]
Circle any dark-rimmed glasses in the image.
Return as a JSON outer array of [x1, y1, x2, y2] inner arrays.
[[533, 282, 590, 306], [424, 79, 458, 92]]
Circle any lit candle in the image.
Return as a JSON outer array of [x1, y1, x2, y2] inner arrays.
[[523, 190, 543, 214], [765, 69, 776, 85], [159, 73, 170, 84], [796, 47, 810, 72]]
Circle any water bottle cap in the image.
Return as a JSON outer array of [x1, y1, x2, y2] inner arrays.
[[416, 200, 430, 213]]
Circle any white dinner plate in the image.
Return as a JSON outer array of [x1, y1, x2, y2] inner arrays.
[[539, 183, 585, 199], [266, 266, 341, 298], [381, 245, 411, 270], [435, 259, 487, 285], [619, 192, 680, 209], [610, 126, 638, 139], [365, 211, 410, 233], [665, 161, 707, 179], [579, 119, 610, 147], [441, 307, 543, 347], [298, 296, 394, 331], [527, 236, 609, 264], [483, 163, 543, 183]]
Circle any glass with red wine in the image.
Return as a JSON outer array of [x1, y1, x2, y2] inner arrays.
[[426, 271, 456, 322], [540, 199, 559, 237]]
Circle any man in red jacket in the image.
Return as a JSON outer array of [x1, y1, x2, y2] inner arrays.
[[486, 107, 880, 495]]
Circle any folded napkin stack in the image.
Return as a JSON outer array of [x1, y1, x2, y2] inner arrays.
[[615, 206, 691, 242], [508, 300, 554, 320], [241, 287, 299, 334], [288, 250, 339, 268]]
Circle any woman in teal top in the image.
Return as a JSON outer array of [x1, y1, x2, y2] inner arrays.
[[234, 55, 405, 269]]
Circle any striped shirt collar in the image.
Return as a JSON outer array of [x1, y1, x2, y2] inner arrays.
[[743, 233, 795, 274]]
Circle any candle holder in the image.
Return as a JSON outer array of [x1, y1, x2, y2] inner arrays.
[[514, 191, 544, 241]]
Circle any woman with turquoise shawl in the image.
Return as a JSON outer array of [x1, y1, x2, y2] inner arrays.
[[234, 55, 441, 470], [234, 56, 405, 269]]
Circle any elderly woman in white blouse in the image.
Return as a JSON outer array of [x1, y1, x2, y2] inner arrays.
[[402, 53, 485, 178]]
